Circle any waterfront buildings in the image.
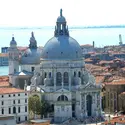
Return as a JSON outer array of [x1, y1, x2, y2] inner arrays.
[[8, 9, 102, 122]]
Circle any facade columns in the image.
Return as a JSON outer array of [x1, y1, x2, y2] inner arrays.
[[84, 93, 87, 117], [54, 68, 56, 91], [69, 69, 71, 91], [61, 72, 64, 89]]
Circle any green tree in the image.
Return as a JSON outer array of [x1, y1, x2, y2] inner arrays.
[[28, 95, 41, 116], [41, 101, 53, 117]]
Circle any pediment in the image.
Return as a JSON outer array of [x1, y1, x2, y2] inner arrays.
[[85, 83, 97, 89], [56, 88, 69, 93]]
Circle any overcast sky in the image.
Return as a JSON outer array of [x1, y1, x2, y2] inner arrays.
[[0, 0, 125, 27]]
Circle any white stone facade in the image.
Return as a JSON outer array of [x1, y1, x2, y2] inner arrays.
[[0, 91, 28, 123], [8, 9, 102, 123]]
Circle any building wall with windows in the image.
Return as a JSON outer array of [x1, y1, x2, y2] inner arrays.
[[0, 88, 28, 123], [103, 83, 125, 113], [0, 53, 8, 66]]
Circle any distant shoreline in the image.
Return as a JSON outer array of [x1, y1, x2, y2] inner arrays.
[[0, 25, 125, 30]]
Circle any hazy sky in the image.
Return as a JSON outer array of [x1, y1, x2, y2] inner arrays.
[[0, 0, 125, 27]]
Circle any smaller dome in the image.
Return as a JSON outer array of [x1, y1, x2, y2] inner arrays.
[[57, 16, 66, 22], [21, 48, 41, 64], [10, 36, 17, 46]]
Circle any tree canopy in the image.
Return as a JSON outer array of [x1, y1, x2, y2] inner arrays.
[[28, 95, 41, 115]]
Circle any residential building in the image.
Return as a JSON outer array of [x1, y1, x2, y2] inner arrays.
[[0, 88, 28, 123]]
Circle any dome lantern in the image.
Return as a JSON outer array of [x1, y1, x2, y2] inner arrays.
[[54, 9, 69, 36]]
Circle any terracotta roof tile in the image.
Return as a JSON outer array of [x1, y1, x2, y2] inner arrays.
[[0, 88, 25, 94], [0, 53, 8, 57], [0, 82, 10, 87], [17, 46, 28, 51], [104, 115, 125, 124], [0, 76, 9, 82], [105, 79, 125, 85], [85, 58, 93, 62], [81, 44, 93, 47], [95, 76, 105, 84]]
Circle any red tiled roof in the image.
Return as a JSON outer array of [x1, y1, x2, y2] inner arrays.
[[0, 82, 10, 87], [95, 76, 105, 84], [81, 44, 93, 47], [17, 46, 28, 51], [104, 115, 125, 124], [0, 76, 9, 82], [0, 53, 8, 57], [0, 88, 25, 94], [105, 79, 125, 85], [99, 60, 114, 65], [85, 58, 93, 62]]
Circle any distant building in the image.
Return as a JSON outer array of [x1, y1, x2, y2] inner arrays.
[[0, 53, 8, 66], [0, 88, 28, 123], [0, 115, 16, 125], [81, 44, 95, 56], [103, 79, 125, 113], [1, 47, 8, 53]]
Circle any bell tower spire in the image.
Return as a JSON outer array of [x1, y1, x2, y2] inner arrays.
[[54, 9, 69, 37], [8, 35, 19, 85]]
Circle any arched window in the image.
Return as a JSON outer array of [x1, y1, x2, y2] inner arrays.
[[25, 106, 27, 112], [74, 72, 76, 77], [2, 108, 4, 114], [9, 108, 11, 114], [49, 72, 51, 78], [57, 95, 68, 101], [78, 71, 81, 77], [44, 72, 47, 78], [18, 107, 20, 113], [56, 72, 62, 85], [63, 72, 69, 83], [13, 107, 16, 114]]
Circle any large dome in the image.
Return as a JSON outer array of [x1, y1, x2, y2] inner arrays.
[[41, 36, 82, 60]]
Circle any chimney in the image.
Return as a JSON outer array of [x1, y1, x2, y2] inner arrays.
[[93, 41, 95, 48]]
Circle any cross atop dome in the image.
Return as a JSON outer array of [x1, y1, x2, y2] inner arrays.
[[12, 34, 15, 41], [60, 8, 62, 17]]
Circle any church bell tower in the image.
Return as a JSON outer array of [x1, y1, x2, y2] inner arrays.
[[8, 36, 19, 84]]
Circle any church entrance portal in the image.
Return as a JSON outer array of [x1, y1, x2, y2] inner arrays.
[[86, 95, 92, 116]]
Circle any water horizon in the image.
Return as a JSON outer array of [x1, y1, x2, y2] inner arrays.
[[0, 26, 125, 49]]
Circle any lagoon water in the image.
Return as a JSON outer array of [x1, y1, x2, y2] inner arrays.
[[1, 27, 125, 76], [0, 66, 8, 76], [1, 27, 125, 48]]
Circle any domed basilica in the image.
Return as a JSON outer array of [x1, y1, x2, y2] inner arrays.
[[8, 9, 102, 122]]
